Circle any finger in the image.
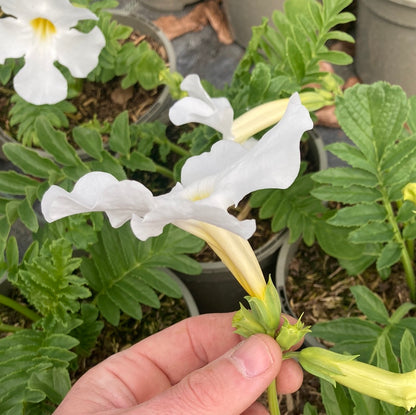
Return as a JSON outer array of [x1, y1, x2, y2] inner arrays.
[[241, 401, 270, 415], [131, 334, 282, 415], [55, 313, 242, 413], [276, 358, 304, 394]]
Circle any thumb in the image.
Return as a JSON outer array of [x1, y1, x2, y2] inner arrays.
[[135, 334, 282, 415]]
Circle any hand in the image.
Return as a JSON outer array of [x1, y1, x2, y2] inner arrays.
[[54, 313, 303, 415]]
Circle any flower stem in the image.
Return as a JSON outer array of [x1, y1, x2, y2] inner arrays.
[[0, 322, 24, 332], [0, 294, 40, 322], [267, 379, 280, 415], [154, 163, 175, 179]]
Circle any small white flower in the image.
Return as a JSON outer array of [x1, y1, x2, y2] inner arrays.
[[0, 0, 106, 105], [169, 74, 235, 140]]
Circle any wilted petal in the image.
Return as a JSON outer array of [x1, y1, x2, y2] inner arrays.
[[41, 172, 155, 228], [169, 74, 234, 140], [56, 27, 106, 78]]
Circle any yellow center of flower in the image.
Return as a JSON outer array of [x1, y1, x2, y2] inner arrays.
[[30, 17, 57, 40]]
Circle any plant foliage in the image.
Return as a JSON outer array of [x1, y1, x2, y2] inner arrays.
[[311, 82, 416, 298], [307, 286, 416, 414]]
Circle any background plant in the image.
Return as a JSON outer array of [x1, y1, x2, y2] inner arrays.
[[304, 286, 416, 414], [0, 0, 183, 146], [311, 82, 416, 300]]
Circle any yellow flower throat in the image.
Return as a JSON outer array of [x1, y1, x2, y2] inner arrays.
[[30, 17, 56, 40]]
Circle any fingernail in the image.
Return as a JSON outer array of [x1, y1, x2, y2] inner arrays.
[[230, 336, 274, 378]]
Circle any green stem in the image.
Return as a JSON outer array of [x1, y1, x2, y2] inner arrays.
[[154, 137, 190, 158], [267, 379, 280, 415], [0, 86, 14, 96], [383, 198, 416, 301], [154, 163, 175, 180], [0, 322, 24, 332], [0, 294, 40, 322]]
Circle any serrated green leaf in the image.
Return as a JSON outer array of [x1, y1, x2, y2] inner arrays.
[[335, 83, 408, 167], [286, 38, 306, 82], [350, 286, 389, 324], [348, 222, 394, 244], [396, 201, 416, 223], [28, 367, 71, 405], [328, 204, 386, 227], [376, 241, 402, 271], [324, 142, 376, 174], [84, 222, 201, 323], [312, 185, 380, 204], [403, 223, 416, 240], [313, 167, 377, 188]]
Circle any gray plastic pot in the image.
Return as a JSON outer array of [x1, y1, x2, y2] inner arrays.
[[0, 10, 176, 160], [138, 0, 198, 11], [223, 0, 284, 47], [355, 0, 416, 96]]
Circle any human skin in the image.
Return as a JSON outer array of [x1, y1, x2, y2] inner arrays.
[[54, 313, 303, 415]]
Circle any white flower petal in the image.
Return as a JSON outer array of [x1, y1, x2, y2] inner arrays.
[[56, 27, 105, 78], [169, 74, 234, 140], [0, 17, 31, 63], [132, 194, 256, 240], [181, 140, 247, 186], [13, 48, 67, 105], [0, 0, 98, 27], [214, 92, 313, 205], [41, 172, 155, 228]]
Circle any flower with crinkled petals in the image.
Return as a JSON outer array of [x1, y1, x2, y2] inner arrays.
[[41, 93, 312, 298], [169, 74, 235, 140], [0, 0, 105, 105]]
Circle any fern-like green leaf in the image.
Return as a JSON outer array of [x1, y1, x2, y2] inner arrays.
[[81, 222, 203, 325], [0, 329, 77, 414], [9, 239, 90, 326]]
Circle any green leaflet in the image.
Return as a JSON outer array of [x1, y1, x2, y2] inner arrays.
[[312, 83, 416, 294], [9, 239, 90, 326], [0, 330, 77, 414], [81, 222, 204, 325], [309, 287, 416, 414]]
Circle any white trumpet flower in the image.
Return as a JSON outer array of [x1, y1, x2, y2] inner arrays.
[[0, 0, 105, 105], [41, 93, 312, 298]]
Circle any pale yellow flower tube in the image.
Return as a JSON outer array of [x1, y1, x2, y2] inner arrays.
[[297, 347, 416, 410], [231, 91, 332, 143], [178, 220, 267, 299]]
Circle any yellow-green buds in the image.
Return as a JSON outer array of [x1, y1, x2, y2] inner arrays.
[[295, 347, 416, 410], [233, 279, 281, 337], [276, 315, 311, 351]]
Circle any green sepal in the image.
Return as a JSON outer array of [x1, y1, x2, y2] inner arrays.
[[232, 279, 281, 337], [276, 314, 311, 352]]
